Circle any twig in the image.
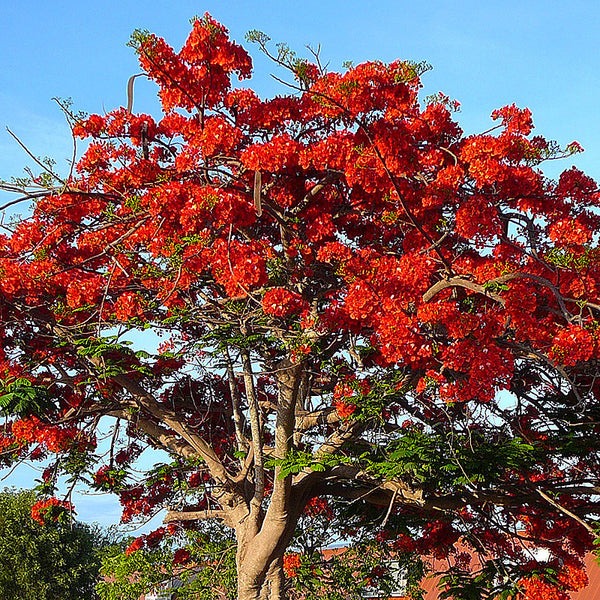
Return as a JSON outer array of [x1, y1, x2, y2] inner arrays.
[[380, 487, 398, 529], [536, 487, 596, 536]]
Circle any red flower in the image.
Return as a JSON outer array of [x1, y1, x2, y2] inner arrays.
[[393, 533, 417, 553], [548, 218, 592, 245], [550, 325, 595, 366], [491, 104, 534, 135], [145, 527, 166, 548], [173, 548, 192, 565], [334, 400, 357, 419], [262, 288, 308, 317], [125, 536, 145, 555], [517, 576, 570, 600], [31, 497, 74, 525], [558, 563, 589, 591], [304, 496, 333, 518], [283, 553, 302, 577], [114, 292, 145, 321], [66, 275, 104, 308]]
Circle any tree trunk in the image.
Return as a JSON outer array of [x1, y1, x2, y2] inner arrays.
[[237, 554, 286, 600], [260, 557, 285, 600], [237, 555, 286, 600], [236, 520, 290, 600], [235, 361, 305, 600]]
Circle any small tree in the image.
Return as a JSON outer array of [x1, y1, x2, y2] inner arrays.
[[1, 13, 600, 599], [0, 488, 105, 599], [97, 523, 238, 600]]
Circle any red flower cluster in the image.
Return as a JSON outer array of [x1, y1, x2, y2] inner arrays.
[[11, 416, 93, 454], [124, 527, 166, 555], [31, 497, 74, 525], [92, 465, 125, 491], [304, 496, 334, 518], [262, 288, 308, 317], [550, 324, 595, 367], [283, 553, 302, 577], [517, 577, 569, 600], [333, 401, 356, 418], [333, 380, 364, 419], [66, 275, 105, 308], [136, 14, 252, 112], [210, 239, 270, 297], [125, 536, 145, 556], [418, 520, 460, 560], [119, 476, 174, 522], [491, 103, 534, 135], [173, 548, 192, 565], [114, 292, 145, 321]]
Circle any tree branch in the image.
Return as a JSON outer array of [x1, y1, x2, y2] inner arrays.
[[423, 276, 505, 304], [241, 348, 265, 525], [164, 508, 228, 523]]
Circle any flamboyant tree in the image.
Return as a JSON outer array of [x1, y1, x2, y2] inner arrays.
[[1, 14, 600, 599]]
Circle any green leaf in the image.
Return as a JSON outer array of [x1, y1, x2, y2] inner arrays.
[[0, 378, 53, 417]]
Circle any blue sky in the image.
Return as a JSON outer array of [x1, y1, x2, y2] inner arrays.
[[1, 0, 600, 528], [2, 1, 600, 180]]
